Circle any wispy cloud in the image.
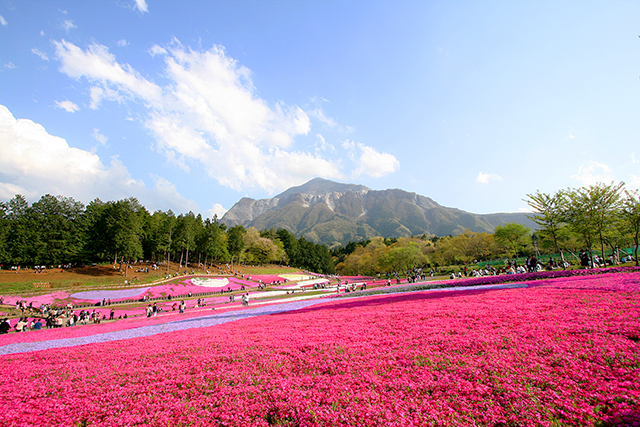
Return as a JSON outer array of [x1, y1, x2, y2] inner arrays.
[[54, 40, 162, 106], [54, 100, 79, 113], [476, 172, 502, 184], [571, 161, 614, 186], [315, 133, 335, 154], [62, 20, 76, 32], [116, 39, 129, 47], [134, 0, 149, 13], [4, 62, 16, 69], [148, 45, 167, 57], [92, 128, 107, 145], [31, 48, 49, 61], [0, 15, 7, 26], [342, 140, 399, 178]]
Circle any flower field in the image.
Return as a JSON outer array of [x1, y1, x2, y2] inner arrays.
[[1, 273, 639, 426]]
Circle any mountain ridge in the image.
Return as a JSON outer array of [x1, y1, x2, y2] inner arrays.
[[221, 178, 535, 247]]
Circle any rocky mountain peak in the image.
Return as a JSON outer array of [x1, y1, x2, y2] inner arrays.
[[220, 178, 536, 246]]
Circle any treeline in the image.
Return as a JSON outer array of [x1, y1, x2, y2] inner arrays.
[[0, 195, 334, 274], [2, 182, 638, 276], [334, 182, 640, 275]]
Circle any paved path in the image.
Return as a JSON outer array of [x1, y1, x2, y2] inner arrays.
[[0, 282, 525, 356]]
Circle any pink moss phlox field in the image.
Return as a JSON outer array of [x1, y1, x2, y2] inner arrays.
[[1, 273, 639, 426], [449, 266, 640, 289], [2, 291, 71, 306], [242, 274, 287, 284], [65, 276, 254, 304], [0, 296, 256, 347]]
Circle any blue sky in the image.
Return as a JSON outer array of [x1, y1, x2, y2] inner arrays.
[[1, 0, 639, 218]]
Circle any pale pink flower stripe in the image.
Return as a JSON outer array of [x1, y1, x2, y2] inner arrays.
[[1, 276, 256, 308], [72, 276, 256, 303], [0, 295, 269, 347], [0, 273, 639, 426], [241, 274, 288, 284]]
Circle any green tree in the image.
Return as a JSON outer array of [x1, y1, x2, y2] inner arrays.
[[29, 194, 86, 265], [433, 233, 471, 265], [6, 195, 32, 265], [276, 228, 298, 266], [466, 232, 495, 261], [622, 190, 640, 266], [227, 225, 246, 268], [382, 240, 429, 273], [96, 198, 146, 274], [562, 182, 624, 267], [83, 198, 109, 262], [0, 201, 10, 264], [158, 210, 177, 272], [494, 223, 531, 258], [198, 217, 229, 266], [525, 190, 568, 264], [174, 212, 199, 269]]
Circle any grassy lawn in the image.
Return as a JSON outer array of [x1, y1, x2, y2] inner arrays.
[[0, 263, 314, 297]]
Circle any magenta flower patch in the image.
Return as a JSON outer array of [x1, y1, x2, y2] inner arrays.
[[0, 271, 638, 427]]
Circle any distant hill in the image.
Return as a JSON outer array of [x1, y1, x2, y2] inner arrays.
[[221, 178, 536, 247]]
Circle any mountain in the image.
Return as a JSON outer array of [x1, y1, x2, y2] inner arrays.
[[220, 178, 536, 247]]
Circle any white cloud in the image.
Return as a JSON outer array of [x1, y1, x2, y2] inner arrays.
[[308, 107, 353, 133], [342, 140, 357, 160], [54, 100, 79, 113], [148, 45, 167, 57], [52, 39, 396, 196], [207, 203, 228, 219], [309, 108, 338, 128], [92, 128, 107, 145], [315, 133, 335, 154], [632, 152, 637, 163], [0, 104, 197, 213], [54, 40, 162, 105], [571, 161, 614, 186], [629, 175, 640, 190], [476, 172, 502, 184], [0, 15, 7, 26], [343, 140, 400, 178], [116, 39, 129, 47], [4, 62, 16, 69], [62, 20, 76, 32], [89, 86, 122, 109], [31, 48, 49, 61], [134, 0, 149, 13], [148, 175, 198, 212]]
